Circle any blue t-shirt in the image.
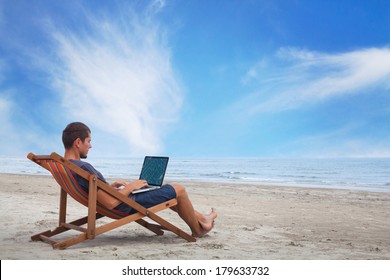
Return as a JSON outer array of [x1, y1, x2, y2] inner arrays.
[[70, 160, 108, 193], [70, 160, 133, 213]]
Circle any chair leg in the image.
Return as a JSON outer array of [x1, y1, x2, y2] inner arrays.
[[31, 213, 105, 249], [87, 175, 98, 239], [148, 212, 196, 242], [58, 188, 67, 225], [136, 219, 164, 235]]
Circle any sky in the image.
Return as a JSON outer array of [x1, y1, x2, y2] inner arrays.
[[1, 0, 390, 158]]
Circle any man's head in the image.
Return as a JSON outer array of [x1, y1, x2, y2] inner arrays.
[[62, 122, 91, 159]]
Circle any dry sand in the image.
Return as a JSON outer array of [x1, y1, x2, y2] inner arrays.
[[1, 173, 389, 260]]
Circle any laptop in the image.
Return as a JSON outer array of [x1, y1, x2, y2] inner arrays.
[[131, 156, 169, 194]]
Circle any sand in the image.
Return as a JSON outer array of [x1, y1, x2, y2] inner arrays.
[[1, 173, 389, 260]]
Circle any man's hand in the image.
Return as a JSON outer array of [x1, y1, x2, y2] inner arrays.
[[129, 179, 148, 189], [110, 181, 128, 189], [110, 180, 148, 191]]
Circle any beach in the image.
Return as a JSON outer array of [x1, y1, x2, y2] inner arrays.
[[1, 173, 389, 260]]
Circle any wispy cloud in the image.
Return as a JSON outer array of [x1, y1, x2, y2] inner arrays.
[[0, 95, 21, 155], [42, 2, 183, 155], [240, 47, 390, 114], [288, 125, 390, 158], [0, 96, 12, 132]]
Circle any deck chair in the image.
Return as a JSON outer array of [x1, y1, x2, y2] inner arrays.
[[27, 152, 195, 249]]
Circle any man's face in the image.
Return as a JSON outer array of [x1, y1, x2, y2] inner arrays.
[[79, 133, 92, 159]]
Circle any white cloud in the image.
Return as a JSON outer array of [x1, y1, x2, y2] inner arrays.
[[284, 123, 390, 158], [47, 5, 183, 155], [0, 96, 12, 126], [0, 96, 20, 155], [0, 92, 62, 156], [241, 47, 390, 114]]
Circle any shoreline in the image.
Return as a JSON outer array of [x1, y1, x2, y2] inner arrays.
[[1, 172, 389, 194], [1, 173, 390, 260]]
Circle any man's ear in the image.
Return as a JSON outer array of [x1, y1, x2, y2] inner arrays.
[[74, 138, 82, 148]]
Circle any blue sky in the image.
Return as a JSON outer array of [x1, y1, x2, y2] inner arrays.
[[1, 0, 390, 157]]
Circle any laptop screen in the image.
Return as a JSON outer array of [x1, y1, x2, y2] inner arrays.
[[139, 156, 169, 186]]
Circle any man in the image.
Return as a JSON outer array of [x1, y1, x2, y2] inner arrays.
[[62, 122, 217, 237]]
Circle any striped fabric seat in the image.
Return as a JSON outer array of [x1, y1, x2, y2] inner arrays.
[[41, 159, 127, 219]]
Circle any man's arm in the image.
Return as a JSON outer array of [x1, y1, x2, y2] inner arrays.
[[97, 180, 148, 209]]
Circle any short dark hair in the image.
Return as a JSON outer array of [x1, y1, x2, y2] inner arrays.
[[62, 122, 91, 149]]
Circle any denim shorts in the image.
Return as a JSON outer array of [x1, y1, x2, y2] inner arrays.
[[115, 184, 176, 214]]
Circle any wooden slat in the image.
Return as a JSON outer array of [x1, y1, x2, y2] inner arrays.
[[53, 233, 88, 250], [148, 211, 196, 242], [39, 235, 58, 245], [27, 153, 52, 161], [59, 188, 67, 225], [61, 223, 87, 233], [87, 174, 97, 239], [136, 220, 164, 235]]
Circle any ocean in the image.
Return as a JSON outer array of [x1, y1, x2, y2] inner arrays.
[[1, 157, 389, 192]]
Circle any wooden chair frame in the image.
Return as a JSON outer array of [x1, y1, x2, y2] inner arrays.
[[27, 152, 195, 249]]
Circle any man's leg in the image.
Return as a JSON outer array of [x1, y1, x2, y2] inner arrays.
[[170, 184, 217, 237]]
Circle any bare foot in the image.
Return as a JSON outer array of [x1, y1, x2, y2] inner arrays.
[[193, 208, 218, 237]]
